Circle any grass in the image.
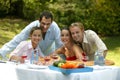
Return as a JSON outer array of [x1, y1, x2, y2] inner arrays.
[[0, 18, 120, 66], [0, 18, 29, 47], [102, 36, 120, 66]]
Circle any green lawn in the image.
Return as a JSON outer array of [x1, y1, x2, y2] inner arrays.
[[102, 36, 120, 66], [0, 18, 120, 66]]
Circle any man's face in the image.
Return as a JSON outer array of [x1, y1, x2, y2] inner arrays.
[[69, 26, 84, 43], [40, 16, 52, 33]]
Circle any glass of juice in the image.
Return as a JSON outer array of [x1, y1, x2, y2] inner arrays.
[[51, 54, 59, 62], [21, 55, 27, 59], [44, 56, 51, 65], [21, 53, 28, 63]]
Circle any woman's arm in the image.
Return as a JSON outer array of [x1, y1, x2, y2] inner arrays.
[[9, 41, 28, 63], [54, 46, 65, 54], [73, 44, 84, 61], [9, 55, 24, 63]]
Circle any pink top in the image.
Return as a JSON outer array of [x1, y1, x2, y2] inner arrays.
[[9, 40, 44, 60]]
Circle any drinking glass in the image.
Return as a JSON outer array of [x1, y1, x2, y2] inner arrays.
[[21, 53, 27, 59], [82, 56, 89, 62], [51, 54, 59, 62], [44, 56, 51, 65], [21, 53, 28, 63]]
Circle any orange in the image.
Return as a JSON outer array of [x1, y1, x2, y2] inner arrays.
[[61, 64, 67, 69]]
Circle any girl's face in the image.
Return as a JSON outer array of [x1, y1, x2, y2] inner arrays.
[[61, 29, 71, 44], [30, 30, 42, 46]]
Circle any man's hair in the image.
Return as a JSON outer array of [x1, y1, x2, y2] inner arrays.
[[69, 22, 84, 30], [39, 11, 53, 22]]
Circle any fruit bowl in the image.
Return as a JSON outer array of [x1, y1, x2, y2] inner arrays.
[[49, 60, 93, 75], [49, 65, 93, 75]]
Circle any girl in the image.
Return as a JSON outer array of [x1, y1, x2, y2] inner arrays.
[[9, 27, 44, 63]]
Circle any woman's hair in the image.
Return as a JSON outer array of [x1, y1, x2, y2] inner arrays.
[[30, 27, 42, 36], [60, 26, 69, 31]]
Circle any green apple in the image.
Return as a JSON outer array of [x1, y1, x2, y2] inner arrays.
[[58, 63, 64, 67], [53, 61, 60, 67]]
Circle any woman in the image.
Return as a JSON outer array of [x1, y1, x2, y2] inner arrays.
[[9, 27, 44, 63], [55, 27, 86, 61]]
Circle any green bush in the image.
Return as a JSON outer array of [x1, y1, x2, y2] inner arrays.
[[0, 0, 119, 36]]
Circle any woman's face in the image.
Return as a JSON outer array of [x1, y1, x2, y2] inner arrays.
[[30, 30, 42, 46], [61, 29, 71, 44]]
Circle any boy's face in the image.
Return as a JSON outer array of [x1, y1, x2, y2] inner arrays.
[[69, 26, 84, 43]]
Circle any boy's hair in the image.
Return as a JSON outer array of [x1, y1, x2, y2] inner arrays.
[[69, 22, 84, 30]]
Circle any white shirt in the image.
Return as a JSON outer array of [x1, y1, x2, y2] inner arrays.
[[82, 30, 107, 60]]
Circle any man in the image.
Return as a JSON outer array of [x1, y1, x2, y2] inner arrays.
[[0, 11, 63, 59], [69, 22, 108, 60]]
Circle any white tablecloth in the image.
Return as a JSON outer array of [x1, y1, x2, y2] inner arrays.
[[16, 64, 120, 80], [0, 62, 120, 80], [0, 63, 18, 80]]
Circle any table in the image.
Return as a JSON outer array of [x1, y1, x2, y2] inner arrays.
[[0, 62, 18, 80], [0, 62, 120, 80], [16, 64, 120, 80]]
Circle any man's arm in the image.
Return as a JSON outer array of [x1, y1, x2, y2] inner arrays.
[[103, 50, 108, 58], [53, 22, 63, 50], [0, 20, 39, 58], [90, 30, 108, 58]]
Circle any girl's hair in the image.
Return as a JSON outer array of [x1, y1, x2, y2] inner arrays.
[[30, 27, 42, 36]]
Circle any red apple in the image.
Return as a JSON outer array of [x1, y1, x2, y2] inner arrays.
[[77, 63, 84, 68]]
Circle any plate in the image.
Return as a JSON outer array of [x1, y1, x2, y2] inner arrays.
[[0, 60, 6, 63], [49, 65, 93, 75], [27, 64, 48, 69]]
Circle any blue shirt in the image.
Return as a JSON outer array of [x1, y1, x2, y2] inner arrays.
[[0, 20, 63, 57]]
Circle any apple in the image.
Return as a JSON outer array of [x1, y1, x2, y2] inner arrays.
[[58, 63, 65, 67], [77, 63, 84, 68]]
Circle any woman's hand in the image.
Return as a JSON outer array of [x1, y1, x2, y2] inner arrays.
[[19, 57, 25, 63], [9, 56, 25, 63]]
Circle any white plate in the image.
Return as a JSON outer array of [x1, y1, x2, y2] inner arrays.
[[27, 64, 48, 69]]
